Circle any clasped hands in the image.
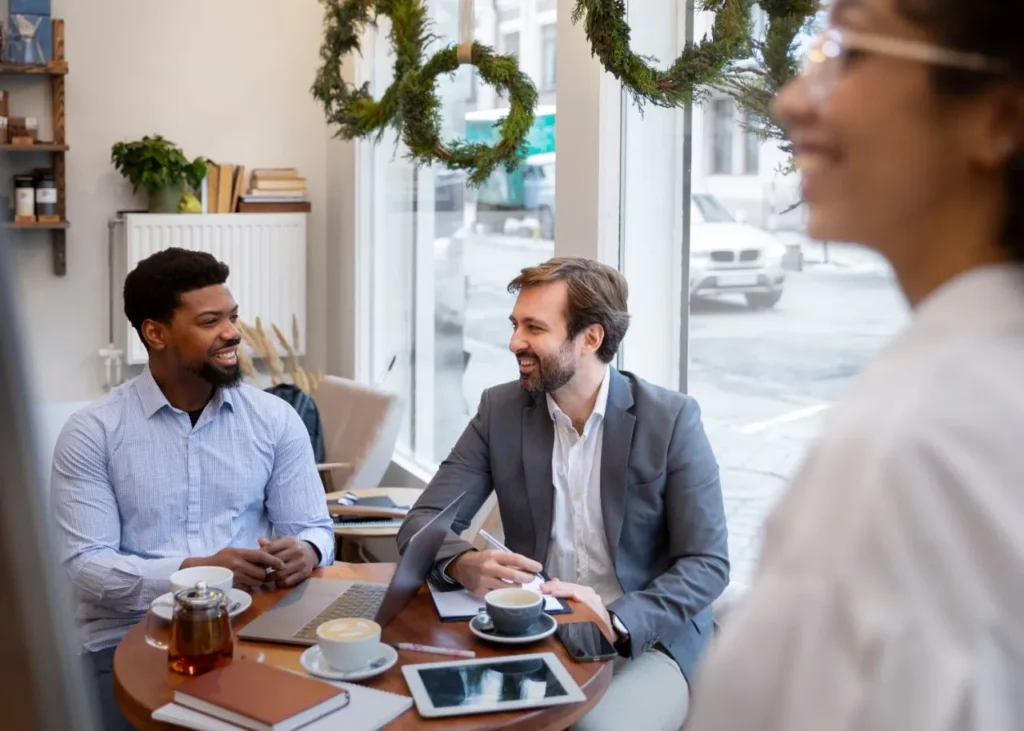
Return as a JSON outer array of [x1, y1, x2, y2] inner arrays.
[[448, 549, 612, 632], [180, 537, 317, 590]]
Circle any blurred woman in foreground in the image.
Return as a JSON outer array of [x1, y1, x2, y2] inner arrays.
[[688, 0, 1024, 728]]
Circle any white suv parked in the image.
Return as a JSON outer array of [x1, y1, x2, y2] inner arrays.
[[689, 194, 787, 309]]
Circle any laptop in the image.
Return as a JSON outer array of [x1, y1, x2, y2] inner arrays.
[[238, 492, 465, 645]]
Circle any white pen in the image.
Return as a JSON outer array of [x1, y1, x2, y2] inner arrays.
[[479, 530, 548, 582], [393, 642, 476, 658]]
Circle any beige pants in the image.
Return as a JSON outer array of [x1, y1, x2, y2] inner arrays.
[[573, 649, 690, 731]]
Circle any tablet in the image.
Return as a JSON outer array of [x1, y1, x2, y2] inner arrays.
[[401, 652, 587, 718]]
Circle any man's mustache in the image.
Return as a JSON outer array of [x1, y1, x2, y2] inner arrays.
[[209, 338, 242, 355]]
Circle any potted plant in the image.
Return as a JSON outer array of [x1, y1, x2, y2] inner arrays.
[[111, 135, 210, 213]]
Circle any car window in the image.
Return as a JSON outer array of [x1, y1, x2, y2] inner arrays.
[[692, 194, 735, 224]]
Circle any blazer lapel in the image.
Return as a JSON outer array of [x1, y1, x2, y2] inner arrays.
[[522, 396, 555, 563], [601, 369, 635, 556]]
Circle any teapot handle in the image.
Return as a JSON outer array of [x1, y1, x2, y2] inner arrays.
[[144, 600, 174, 651]]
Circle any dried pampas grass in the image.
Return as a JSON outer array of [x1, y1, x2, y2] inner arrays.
[[236, 314, 323, 394]]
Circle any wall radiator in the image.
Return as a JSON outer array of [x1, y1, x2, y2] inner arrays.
[[113, 213, 307, 366]]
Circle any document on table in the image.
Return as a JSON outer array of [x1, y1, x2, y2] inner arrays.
[[427, 575, 570, 621]]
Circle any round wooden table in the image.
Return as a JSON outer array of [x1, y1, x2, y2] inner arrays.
[[114, 563, 613, 730]]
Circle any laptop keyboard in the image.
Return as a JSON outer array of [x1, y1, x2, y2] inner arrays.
[[293, 584, 388, 641]]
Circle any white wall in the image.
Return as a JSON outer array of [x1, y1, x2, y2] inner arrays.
[[5, 0, 332, 410]]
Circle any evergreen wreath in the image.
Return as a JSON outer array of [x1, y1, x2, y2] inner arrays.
[[570, 0, 753, 109], [401, 42, 538, 186], [312, 0, 536, 185], [311, 0, 431, 141]]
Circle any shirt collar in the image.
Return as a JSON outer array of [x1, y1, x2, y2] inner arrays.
[[135, 366, 236, 419], [546, 364, 612, 424]]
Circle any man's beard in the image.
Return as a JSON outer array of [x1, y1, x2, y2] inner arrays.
[[517, 341, 576, 394], [190, 359, 242, 388]]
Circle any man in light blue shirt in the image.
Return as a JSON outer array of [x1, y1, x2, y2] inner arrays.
[[51, 248, 334, 730]]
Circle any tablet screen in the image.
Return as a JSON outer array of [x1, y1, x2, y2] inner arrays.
[[416, 657, 569, 709]]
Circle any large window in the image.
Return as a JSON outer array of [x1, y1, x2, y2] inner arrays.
[[361, 1, 906, 586], [362, 0, 557, 467], [540, 24, 556, 91], [617, 2, 908, 586], [709, 99, 734, 175]]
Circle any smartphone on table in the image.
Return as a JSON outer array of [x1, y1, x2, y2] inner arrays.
[[556, 621, 619, 662]]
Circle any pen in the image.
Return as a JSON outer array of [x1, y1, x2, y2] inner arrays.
[[394, 642, 476, 658], [478, 530, 550, 582]]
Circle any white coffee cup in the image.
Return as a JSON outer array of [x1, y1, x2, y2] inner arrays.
[[316, 618, 382, 672], [169, 566, 233, 596]]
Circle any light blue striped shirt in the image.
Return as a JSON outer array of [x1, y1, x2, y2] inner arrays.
[[51, 368, 335, 652]]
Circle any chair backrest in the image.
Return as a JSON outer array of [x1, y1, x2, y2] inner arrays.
[[312, 375, 403, 491]]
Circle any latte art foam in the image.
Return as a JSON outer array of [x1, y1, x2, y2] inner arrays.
[[318, 617, 379, 641]]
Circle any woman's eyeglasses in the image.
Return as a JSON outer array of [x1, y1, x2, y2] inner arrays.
[[802, 28, 1004, 103]]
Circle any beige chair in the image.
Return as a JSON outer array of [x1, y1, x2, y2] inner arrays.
[[312, 376, 404, 493]]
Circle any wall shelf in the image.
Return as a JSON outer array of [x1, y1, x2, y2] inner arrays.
[[2, 20, 69, 277], [2, 220, 70, 230], [0, 62, 68, 76], [0, 144, 69, 152]]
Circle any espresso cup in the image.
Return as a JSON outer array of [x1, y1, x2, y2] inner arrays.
[[316, 618, 382, 672], [170, 566, 233, 596], [484, 587, 544, 635]]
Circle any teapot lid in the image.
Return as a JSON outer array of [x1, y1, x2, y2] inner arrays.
[[176, 580, 227, 609]]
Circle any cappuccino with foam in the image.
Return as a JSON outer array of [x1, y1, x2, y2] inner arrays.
[[316, 617, 382, 672], [317, 617, 378, 642]]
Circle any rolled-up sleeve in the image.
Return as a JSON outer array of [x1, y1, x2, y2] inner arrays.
[[264, 407, 335, 565], [51, 415, 185, 613]]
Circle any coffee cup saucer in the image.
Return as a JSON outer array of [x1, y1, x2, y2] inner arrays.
[[469, 612, 557, 644], [150, 588, 251, 622], [300, 643, 398, 682]]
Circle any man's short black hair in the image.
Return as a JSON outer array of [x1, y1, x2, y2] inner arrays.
[[123, 247, 230, 348]]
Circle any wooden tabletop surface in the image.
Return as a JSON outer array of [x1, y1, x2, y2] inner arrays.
[[114, 563, 612, 730]]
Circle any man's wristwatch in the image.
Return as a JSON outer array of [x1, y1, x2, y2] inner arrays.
[[609, 612, 630, 646]]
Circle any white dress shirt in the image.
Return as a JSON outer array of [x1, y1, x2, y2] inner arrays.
[[687, 264, 1024, 731], [545, 365, 624, 607]]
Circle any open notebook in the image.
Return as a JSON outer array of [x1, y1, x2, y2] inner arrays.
[[427, 575, 571, 622], [153, 678, 411, 731]]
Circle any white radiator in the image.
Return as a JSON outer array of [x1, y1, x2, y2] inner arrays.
[[114, 213, 307, 366]]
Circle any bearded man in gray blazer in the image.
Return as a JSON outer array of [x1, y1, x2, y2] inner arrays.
[[398, 257, 729, 731]]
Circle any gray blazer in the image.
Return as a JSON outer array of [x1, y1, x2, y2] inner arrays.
[[397, 368, 729, 682]]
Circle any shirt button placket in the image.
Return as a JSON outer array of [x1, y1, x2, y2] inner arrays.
[[186, 427, 202, 555]]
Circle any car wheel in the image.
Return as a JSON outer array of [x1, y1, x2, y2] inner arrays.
[[539, 206, 554, 240], [745, 291, 783, 309]]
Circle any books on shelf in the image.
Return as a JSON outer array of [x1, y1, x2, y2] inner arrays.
[[202, 165, 309, 213]]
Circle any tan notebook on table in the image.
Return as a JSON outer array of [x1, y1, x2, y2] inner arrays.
[[173, 659, 348, 731]]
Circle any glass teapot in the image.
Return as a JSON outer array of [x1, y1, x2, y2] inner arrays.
[[145, 580, 234, 676]]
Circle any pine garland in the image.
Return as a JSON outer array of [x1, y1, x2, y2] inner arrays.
[[311, 0, 815, 182], [570, 0, 753, 109], [720, 0, 819, 161]]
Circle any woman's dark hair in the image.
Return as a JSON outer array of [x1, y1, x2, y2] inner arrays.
[[897, 0, 1024, 261], [123, 247, 230, 348]]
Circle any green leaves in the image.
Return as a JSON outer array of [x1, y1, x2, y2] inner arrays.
[[110, 135, 211, 194], [312, 0, 533, 185], [571, 0, 753, 111]]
